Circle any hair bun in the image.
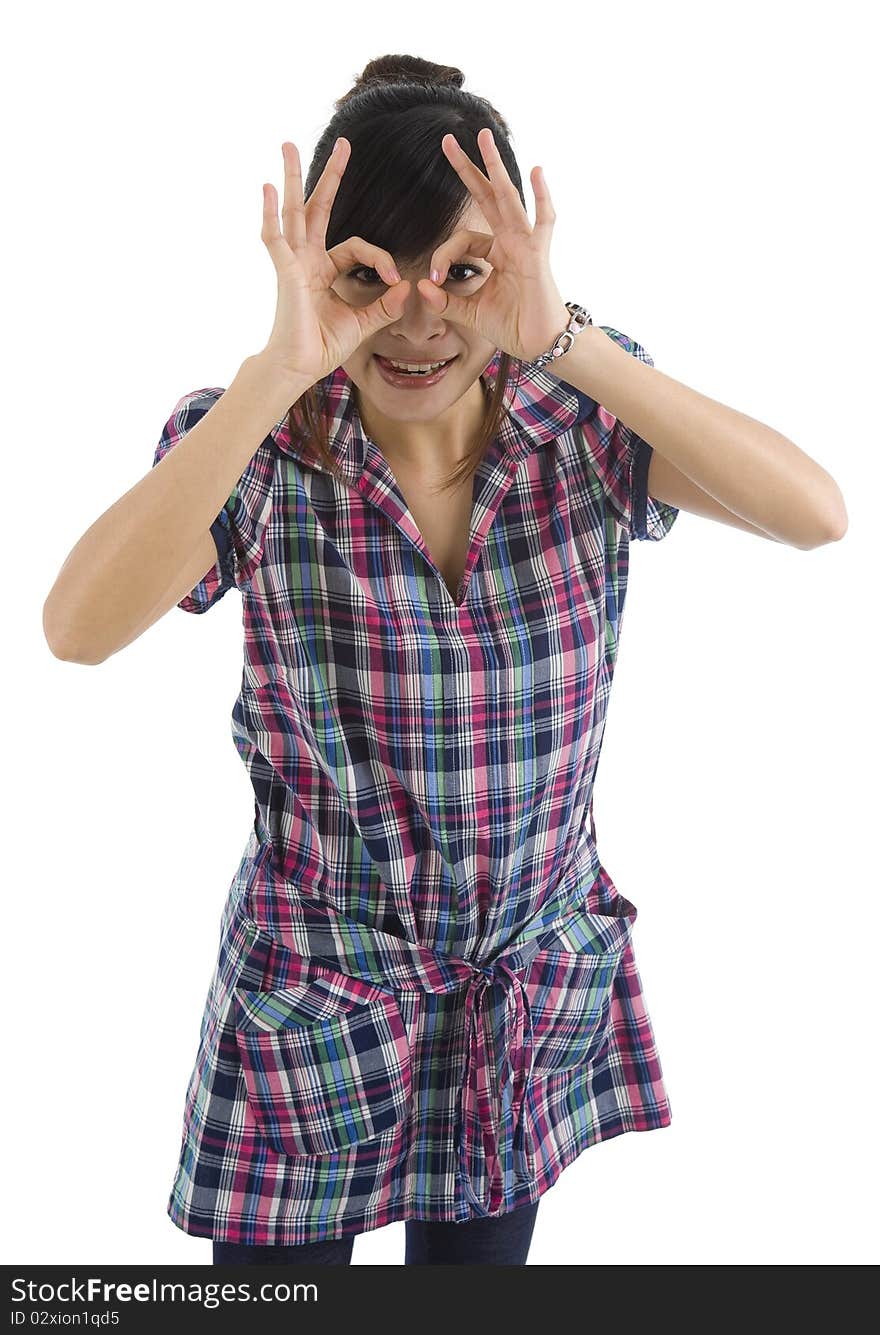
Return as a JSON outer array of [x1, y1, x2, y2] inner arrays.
[[352, 53, 464, 96]]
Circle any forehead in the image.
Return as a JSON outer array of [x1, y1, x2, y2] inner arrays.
[[400, 200, 492, 263], [444, 200, 494, 249], [455, 199, 491, 231]]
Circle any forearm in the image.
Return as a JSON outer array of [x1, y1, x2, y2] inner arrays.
[[43, 354, 309, 662], [554, 324, 847, 544]]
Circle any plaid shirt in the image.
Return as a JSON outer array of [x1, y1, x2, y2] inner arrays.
[[152, 327, 680, 1246]]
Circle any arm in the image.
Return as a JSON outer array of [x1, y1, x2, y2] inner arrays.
[[555, 324, 848, 550], [646, 451, 783, 542], [57, 530, 222, 664], [42, 355, 307, 664]]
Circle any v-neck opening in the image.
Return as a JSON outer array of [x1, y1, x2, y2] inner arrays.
[[358, 432, 516, 615], [379, 455, 479, 611], [350, 375, 503, 612]]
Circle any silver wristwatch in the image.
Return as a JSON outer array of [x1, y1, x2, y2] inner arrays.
[[528, 302, 593, 370]]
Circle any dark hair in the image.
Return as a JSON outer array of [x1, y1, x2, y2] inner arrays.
[[288, 53, 527, 495]]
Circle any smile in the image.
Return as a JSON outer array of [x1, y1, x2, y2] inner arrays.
[[373, 354, 459, 388]]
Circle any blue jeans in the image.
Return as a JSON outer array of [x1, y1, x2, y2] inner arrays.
[[212, 1198, 540, 1266]]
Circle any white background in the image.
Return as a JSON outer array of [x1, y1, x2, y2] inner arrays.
[[5, 0, 876, 1266]]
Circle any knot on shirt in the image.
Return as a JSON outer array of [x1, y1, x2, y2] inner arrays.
[[457, 957, 538, 1216]]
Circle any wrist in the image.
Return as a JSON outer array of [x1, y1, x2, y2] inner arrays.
[[546, 321, 608, 390], [240, 351, 315, 410], [526, 301, 594, 370], [528, 304, 571, 361]]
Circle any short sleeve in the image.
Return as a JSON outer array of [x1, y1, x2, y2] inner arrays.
[[151, 387, 275, 614], [565, 326, 680, 543]]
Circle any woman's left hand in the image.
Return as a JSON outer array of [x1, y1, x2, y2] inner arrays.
[[416, 127, 570, 364]]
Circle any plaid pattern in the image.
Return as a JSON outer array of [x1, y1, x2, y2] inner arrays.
[[233, 985, 412, 1156], [152, 328, 680, 1245]]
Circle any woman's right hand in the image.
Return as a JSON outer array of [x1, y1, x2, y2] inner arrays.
[[257, 138, 411, 388]]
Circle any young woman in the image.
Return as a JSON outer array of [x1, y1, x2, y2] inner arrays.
[[43, 53, 847, 1267]]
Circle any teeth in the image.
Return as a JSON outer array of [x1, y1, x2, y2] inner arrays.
[[387, 358, 450, 372]]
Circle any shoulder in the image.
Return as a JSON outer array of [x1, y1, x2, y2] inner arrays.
[[167, 385, 226, 421]]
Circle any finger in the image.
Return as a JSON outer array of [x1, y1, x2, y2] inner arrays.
[[326, 236, 401, 287], [529, 164, 556, 246], [262, 182, 300, 275], [355, 280, 412, 337], [304, 137, 351, 249], [427, 229, 494, 284], [440, 133, 503, 232], [279, 141, 306, 251], [415, 278, 477, 333], [475, 127, 529, 230]]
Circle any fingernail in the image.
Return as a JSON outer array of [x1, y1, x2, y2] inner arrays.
[[388, 267, 401, 283], [430, 268, 441, 285]]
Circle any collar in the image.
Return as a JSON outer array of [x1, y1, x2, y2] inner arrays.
[[265, 350, 591, 485]]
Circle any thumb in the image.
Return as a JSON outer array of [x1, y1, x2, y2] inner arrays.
[[359, 279, 412, 337], [416, 278, 474, 331]]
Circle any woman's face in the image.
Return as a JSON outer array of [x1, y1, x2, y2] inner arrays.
[[331, 201, 498, 422]]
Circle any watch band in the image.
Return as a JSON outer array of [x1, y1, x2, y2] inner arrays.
[[528, 302, 593, 370]]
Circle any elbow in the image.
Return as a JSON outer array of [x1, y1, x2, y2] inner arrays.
[[48, 643, 107, 666], [798, 480, 849, 549], [824, 508, 849, 544], [46, 638, 108, 666], [817, 489, 849, 546], [42, 596, 70, 660], [42, 596, 105, 665]]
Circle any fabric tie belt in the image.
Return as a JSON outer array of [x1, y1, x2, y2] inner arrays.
[[231, 839, 634, 1217]]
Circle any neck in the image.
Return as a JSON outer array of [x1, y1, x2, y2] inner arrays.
[[354, 375, 492, 474]]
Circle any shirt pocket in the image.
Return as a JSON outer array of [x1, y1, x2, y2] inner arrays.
[[522, 895, 635, 1074], [523, 949, 623, 1073], [231, 983, 412, 1156]]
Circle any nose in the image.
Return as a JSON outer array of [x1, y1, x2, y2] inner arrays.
[[389, 267, 448, 329]]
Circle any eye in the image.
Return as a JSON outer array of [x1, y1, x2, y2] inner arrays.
[[345, 262, 484, 286], [442, 263, 485, 284], [344, 265, 384, 286]]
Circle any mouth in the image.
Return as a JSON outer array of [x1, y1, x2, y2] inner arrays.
[[372, 353, 459, 388]]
